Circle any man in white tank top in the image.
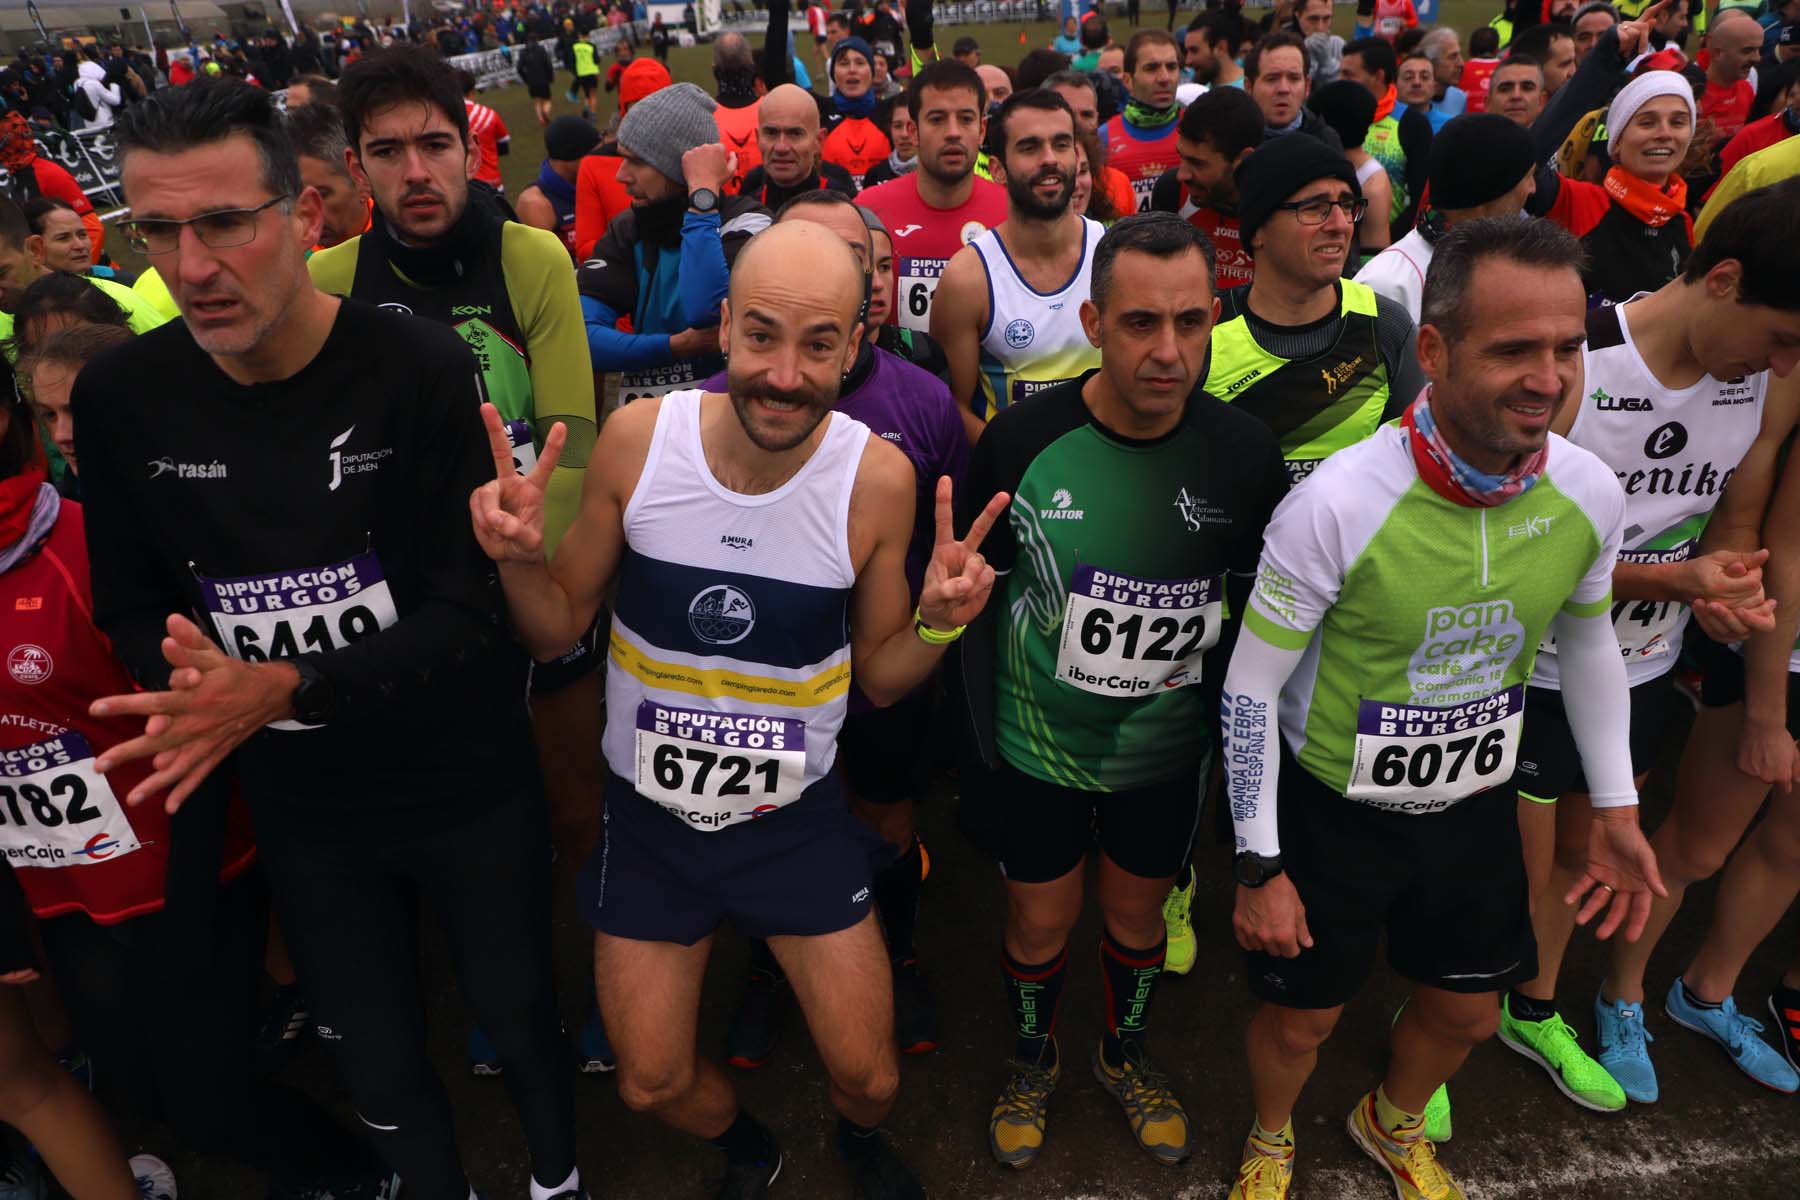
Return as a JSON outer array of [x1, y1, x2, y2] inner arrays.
[[931, 89, 1104, 439], [469, 220, 1009, 1199], [1472, 192, 1800, 1123]]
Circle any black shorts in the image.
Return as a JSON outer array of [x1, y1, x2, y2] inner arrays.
[[1698, 637, 1800, 734], [527, 85, 551, 100], [528, 611, 605, 696], [1514, 675, 1674, 801], [580, 771, 881, 945], [836, 690, 933, 805], [578, 75, 597, 92], [960, 758, 1205, 885], [1247, 755, 1534, 1009]]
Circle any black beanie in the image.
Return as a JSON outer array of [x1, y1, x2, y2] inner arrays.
[[1307, 81, 1378, 158], [545, 114, 601, 161], [1428, 114, 1537, 212], [1235, 133, 1361, 253]]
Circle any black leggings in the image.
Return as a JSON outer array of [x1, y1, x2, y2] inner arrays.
[[40, 871, 386, 1189], [255, 793, 575, 1200]]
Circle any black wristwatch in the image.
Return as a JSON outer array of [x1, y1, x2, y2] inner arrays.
[[289, 658, 335, 726], [688, 187, 719, 214], [1234, 851, 1284, 888]]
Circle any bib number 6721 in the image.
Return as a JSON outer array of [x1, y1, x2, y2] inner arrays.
[[650, 744, 779, 797]]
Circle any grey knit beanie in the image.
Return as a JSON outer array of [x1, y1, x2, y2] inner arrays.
[[617, 82, 719, 189]]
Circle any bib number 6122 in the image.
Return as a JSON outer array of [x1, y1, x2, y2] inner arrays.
[[1368, 727, 1506, 790]]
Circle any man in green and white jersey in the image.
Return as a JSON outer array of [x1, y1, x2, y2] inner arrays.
[[1217, 218, 1665, 1200], [955, 214, 1288, 1173]]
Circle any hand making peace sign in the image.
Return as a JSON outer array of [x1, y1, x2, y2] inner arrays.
[[469, 402, 568, 564], [918, 475, 1010, 632]]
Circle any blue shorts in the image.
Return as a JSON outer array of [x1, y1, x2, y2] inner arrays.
[[580, 770, 881, 945]]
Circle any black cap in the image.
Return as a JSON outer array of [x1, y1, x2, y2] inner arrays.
[[1235, 133, 1361, 253], [1428, 113, 1536, 211], [1307, 80, 1378, 155], [544, 114, 600, 161]]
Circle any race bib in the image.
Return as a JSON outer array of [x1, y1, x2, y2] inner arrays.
[[1609, 598, 1686, 662], [505, 418, 538, 476], [1130, 177, 1156, 213], [1346, 685, 1524, 813], [633, 702, 807, 831], [1056, 566, 1222, 698], [898, 272, 940, 332], [197, 551, 400, 731], [1377, 16, 1403, 35], [619, 362, 704, 406], [0, 731, 141, 869]]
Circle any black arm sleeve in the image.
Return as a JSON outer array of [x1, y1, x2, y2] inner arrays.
[[760, 0, 789, 87], [1533, 25, 1625, 162], [906, 0, 933, 51], [296, 358, 522, 724]]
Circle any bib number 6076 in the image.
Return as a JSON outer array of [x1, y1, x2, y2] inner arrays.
[[1368, 727, 1506, 790], [651, 744, 779, 797]]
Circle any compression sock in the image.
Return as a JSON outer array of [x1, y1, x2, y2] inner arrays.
[[709, 1109, 777, 1167], [1506, 989, 1558, 1022], [1002, 946, 1067, 1064], [1373, 1085, 1424, 1137], [1678, 977, 1723, 1010], [748, 936, 783, 980], [1099, 927, 1166, 1069], [530, 1167, 579, 1200], [836, 1115, 885, 1160], [873, 836, 924, 962]]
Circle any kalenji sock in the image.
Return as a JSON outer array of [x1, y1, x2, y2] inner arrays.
[[1098, 927, 1166, 1068], [873, 836, 924, 961], [1374, 1086, 1423, 1137], [709, 1109, 776, 1167], [1506, 989, 1557, 1023], [529, 1166, 579, 1200], [1002, 946, 1067, 1064]]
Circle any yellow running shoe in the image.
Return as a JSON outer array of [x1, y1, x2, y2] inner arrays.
[[1346, 1091, 1465, 1200], [1161, 867, 1197, 976], [988, 1040, 1059, 1168], [1227, 1128, 1294, 1200], [1093, 1041, 1191, 1165]]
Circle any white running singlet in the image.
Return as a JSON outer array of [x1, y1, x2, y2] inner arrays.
[[970, 217, 1104, 419]]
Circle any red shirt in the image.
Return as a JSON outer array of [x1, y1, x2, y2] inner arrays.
[[1699, 78, 1755, 144], [2, 505, 255, 924], [464, 98, 510, 188], [574, 154, 632, 261], [856, 173, 1010, 332], [716, 101, 762, 193], [1717, 110, 1797, 178], [1102, 114, 1181, 214], [822, 117, 891, 188], [1177, 191, 1253, 290], [1460, 58, 1500, 113]]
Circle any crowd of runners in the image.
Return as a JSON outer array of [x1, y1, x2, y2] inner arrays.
[[2, 0, 1799, 1197]]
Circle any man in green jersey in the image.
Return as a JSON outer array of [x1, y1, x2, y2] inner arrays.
[[1217, 218, 1664, 1200], [308, 45, 609, 1073], [1203, 133, 1425, 485], [956, 213, 1289, 1172]]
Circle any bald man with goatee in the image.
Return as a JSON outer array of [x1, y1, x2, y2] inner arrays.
[[474, 218, 1006, 1200], [742, 83, 859, 206]]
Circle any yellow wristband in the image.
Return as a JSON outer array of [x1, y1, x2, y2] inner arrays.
[[913, 605, 964, 645]]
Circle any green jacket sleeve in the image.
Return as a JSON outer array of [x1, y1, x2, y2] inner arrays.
[[503, 222, 597, 557]]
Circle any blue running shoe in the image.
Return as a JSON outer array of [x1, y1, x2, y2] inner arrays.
[[577, 1002, 615, 1074], [1664, 979, 1799, 1094], [468, 1026, 503, 1077], [1594, 991, 1658, 1103]]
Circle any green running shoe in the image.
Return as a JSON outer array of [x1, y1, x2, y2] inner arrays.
[[1161, 868, 1197, 977], [1498, 995, 1626, 1113], [1422, 1084, 1452, 1144]]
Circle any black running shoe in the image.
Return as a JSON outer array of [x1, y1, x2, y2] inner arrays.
[[715, 1151, 783, 1199], [726, 969, 788, 1069], [257, 984, 311, 1069], [892, 958, 940, 1056], [1771, 987, 1800, 1075], [838, 1128, 923, 1200]]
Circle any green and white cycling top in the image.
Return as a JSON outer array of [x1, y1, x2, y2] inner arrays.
[[1530, 300, 1768, 689], [1242, 424, 1624, 806]]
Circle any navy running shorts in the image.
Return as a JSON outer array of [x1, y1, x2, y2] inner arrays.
[[1514, 674, 1675, 801]]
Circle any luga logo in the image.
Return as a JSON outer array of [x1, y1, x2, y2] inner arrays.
[[1004, 318, 1035, 349], [688, 585, 756, 645], [450, 305, 491, 317], [6, 644, 52, 686], [1040, 487, 1084, 521], [1644, 422, 1687, 460], [1593, 387, 1651, 412]]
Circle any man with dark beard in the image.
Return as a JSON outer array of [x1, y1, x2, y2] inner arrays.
[[578, 81, 771, 405], [932, 90, 1104, 435], [470, 217, 1008, 1200]]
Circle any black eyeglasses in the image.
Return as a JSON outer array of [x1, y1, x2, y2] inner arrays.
[[1277, 196, 1369, 225], [120, 194, 292, 255]]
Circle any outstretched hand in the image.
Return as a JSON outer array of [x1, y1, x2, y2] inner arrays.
[[917, 475, 1008, 633], [469, 403, 566, 564], [1566, 808, 1668, 942]]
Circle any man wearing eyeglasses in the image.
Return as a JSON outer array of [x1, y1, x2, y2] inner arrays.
[[1204, 134, 1425, 486], [72, 80, 585, 1200]]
